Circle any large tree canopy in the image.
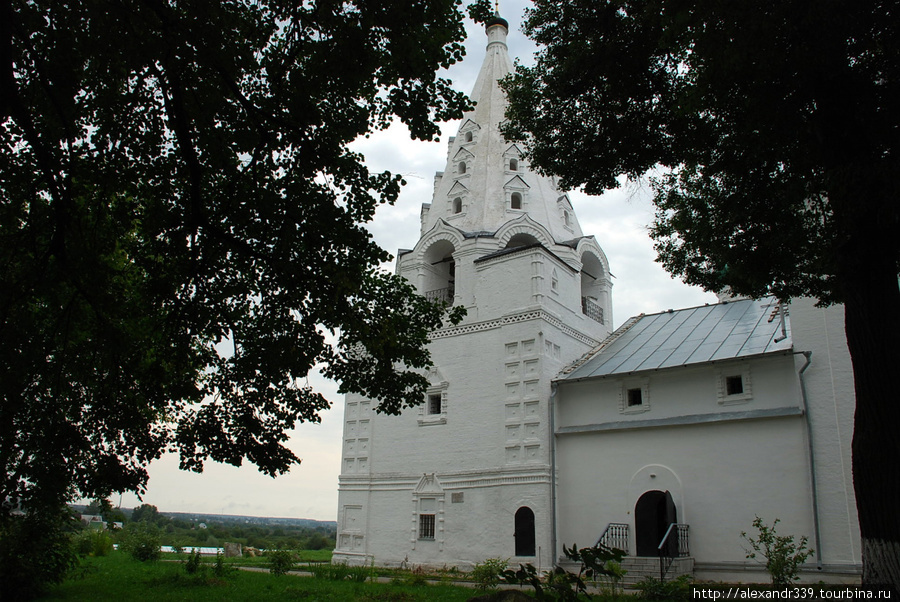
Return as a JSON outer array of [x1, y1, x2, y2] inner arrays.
[[1, 0, 477, 522], [503, 0, 899, 588]]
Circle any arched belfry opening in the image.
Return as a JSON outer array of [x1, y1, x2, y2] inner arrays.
[[505, 233, 539, 249], [580, 251, 606, 324], [514, 507, 536, 557], [635, 490, 677, 557], [423, 240, 456, 305]]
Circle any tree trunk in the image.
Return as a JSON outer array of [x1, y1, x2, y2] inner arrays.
[[842, 249, 900, 591]]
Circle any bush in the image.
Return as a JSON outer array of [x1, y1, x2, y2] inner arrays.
[[634, 575, 693, 600], [74, 528, 115, 557], [0, 509, 80, 600], [309, 561, 349, 581], [120, 523, 161, 562], [742, 516, 815, 586], [472, 557, 508, 590], [268, 549, 296, 576], [185, 548, 202, 574], [88, 529, 114, 557], [213, 551, 230, 577]]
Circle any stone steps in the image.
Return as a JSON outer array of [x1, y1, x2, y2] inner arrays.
[[559, 555, 694, 587]]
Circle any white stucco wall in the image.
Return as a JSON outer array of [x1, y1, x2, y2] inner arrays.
[[789, 299, 860, 567]]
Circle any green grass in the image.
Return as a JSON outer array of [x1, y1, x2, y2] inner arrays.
[[40, 552, 479, 601], [160, 548, 333, 566]]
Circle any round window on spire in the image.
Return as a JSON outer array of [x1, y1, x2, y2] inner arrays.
[[511, 192, 522, 210]]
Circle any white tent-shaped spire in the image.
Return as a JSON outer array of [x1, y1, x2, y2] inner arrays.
[[420, 15, 584, 243]]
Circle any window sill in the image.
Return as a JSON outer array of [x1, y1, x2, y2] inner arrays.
[[418, 414, 447, 426]]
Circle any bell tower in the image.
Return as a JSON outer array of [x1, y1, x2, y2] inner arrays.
[[334, 14, 613, 569]]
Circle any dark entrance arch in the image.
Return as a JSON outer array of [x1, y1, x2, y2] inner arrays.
[[634, 490, 677, 557], [514, 507, 536, 556]]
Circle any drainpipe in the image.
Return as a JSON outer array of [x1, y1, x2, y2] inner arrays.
[[795, 350, 823, 570], [549, 382, 559, 568]]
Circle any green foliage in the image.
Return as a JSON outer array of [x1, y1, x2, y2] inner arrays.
[[501, 541, 626, 600], [213, 551, 230, 578], [184, 548, 202, 574], [52, 552, 479, 601], [120, 523, 162, 562], [75, 528, 114, 557], [310, 561, 355, 581], [472, 557, 509, 590], [742, 517, 815, 586], [503, 0, 898, 304], [634, 575, 693, 601], [0, 509, 80, 600], [268, 549, 296, 577], [593, 560, 626, 596], [2, 0, 472, 541], [131, 504, 162, 525], [347, 563, 371, 583]]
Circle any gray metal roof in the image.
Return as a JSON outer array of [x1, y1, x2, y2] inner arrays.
[[561, 297, 791, 381]]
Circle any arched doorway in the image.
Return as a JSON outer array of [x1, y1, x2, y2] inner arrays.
[[634, 490, 677, 557], [514, 507, 536, 556]]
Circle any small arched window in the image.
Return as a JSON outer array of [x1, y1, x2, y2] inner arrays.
[[459, 161, 467, 174], [509, 158, 518, 171], [510, 192, 522, 210], [465, 131, 473, 142], [452, 197, 462, 214], [564, 210, 571, 227]]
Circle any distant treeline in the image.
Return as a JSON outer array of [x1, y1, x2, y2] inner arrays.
[[73, 502, 336, 551]]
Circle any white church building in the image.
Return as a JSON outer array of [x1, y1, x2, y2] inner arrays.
[[333, 15, 862, 583]]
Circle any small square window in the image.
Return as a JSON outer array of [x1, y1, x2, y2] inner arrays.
[[428, 394, 442, 415], [627, 388, 643, 407], [419, 514, 435, 539], [725, 375, 744, 396]]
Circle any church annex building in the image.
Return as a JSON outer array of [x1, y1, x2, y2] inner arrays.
[[332, 15, 861, 584]]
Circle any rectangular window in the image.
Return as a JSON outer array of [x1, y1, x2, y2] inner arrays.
[[627, 388, 643, 407], [428, 394, 442, 415], [725, 375, 744, 396], [419, 514, 435, 539]]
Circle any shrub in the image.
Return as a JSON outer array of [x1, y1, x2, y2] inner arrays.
[[634, 575, 693, 600], [268, 549, 296, 576], [502, 542, 626, 601], [73, 528, 114, 557], [310, 561, 350, 581], [742, 516, 815, 586], [90, 529, 114, 557], [185, 548, 202, 574], [213, 551, 230, 577], [472, 557, 509, 590], [0, 509, 80, 600], [120, 523, 161, 562]]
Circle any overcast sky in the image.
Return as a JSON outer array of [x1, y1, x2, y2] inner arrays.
[[112, 2, 717, 521]]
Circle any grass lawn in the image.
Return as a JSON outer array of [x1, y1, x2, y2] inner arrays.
[[40, 552, 480, 601]]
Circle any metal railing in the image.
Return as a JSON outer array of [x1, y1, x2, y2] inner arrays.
[[596, 522, 629, 555], [658, 523, 690, 580], [425, 286, 454, 304], [582, 297, 604, 324]]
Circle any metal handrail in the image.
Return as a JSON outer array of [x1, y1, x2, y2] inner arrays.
[[658, 523, 690, 580], [596, 522, 629, 555], [425, 286, 454, 304]]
